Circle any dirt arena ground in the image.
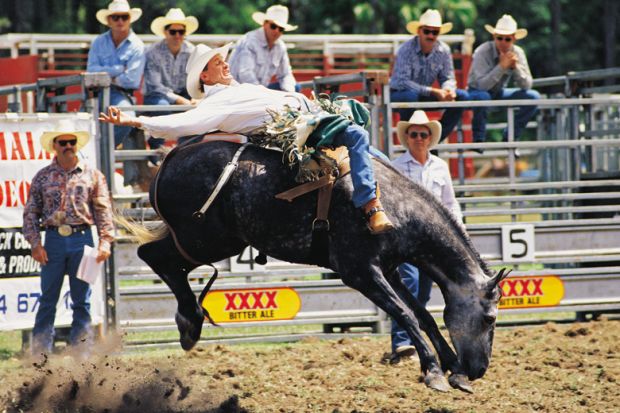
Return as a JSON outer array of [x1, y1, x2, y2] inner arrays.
[[0, 319, 618, 413]]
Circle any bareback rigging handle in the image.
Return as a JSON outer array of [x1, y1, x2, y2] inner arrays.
[[193, 143, 250, 221]]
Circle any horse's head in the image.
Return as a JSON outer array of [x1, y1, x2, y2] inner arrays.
[[442, 268, 509, 381]]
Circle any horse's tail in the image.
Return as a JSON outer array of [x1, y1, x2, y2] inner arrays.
[[114, 213, 169, 245]]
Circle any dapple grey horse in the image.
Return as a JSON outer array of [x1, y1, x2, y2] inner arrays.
[[128, 140, 508, 393]]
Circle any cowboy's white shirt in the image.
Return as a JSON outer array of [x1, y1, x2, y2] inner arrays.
[[138, 83, 313, 140]]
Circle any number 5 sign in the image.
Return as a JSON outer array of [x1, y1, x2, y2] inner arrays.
[[501, 224, 535, 263]]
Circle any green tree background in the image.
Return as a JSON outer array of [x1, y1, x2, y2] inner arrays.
[[0, 0, 617, 77]]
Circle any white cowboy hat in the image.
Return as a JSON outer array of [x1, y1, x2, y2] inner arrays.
[[252, 5, 298, 32], [40, 119, 90, 153], [185, 43, 233, 99], [396, 110, 442, 148], [406, 9, 453, 35], [96, 0, 142, 26], [485, 14, 528, 40], [151, 8, 199, 38]]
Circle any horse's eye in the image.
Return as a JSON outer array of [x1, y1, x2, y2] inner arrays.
[[483, 315, 496, 325]]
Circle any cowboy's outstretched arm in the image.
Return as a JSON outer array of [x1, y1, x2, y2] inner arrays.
[[99, 106, 143, 128]]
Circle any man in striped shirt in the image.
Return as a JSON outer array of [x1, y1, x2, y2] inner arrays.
[[390, 9, 468, 142]]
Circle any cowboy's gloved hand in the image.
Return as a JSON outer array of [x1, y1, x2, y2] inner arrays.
[[345, 99, 371, 129]]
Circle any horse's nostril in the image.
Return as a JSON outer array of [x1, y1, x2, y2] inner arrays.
[[477, 367, 487, 378]]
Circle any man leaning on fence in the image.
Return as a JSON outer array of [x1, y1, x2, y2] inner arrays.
[[87, 0, 145, 148], [87, 0, 145, 187], [144, 8, 198, 161], [467, 15, 540, 147], [389, 9, 468, 142], [23, 120, 114, 360], [228, 5, 299, 92]]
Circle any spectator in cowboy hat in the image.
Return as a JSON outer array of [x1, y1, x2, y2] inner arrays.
[[100, 43, 395, 234], [144, 8, 198, 161], [390, 9, 468, 142], [390, 110, 463, 362], [145, 8, 198, 107], [87, 0, 145, 185], [23, 119, 114, 359], [228, 4, 300, 92], [467, 14, 540, 146]]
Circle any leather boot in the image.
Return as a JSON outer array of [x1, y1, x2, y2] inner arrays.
[[363, 198, 394, 235]]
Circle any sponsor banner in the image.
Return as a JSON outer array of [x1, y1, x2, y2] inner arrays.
[[499, 275, 564, 309], [0, 275, 105, 331], [0, 114, 97, 227], [202, 287, 301, 323], [0, 114, 97, 280], [0, 227, 41, 278]]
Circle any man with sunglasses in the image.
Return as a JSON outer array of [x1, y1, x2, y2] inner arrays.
[[23, 119, 114, 359], [390, 110, 463, 362], [390, 9, 468, 142], [88, 0, 145, 148], [228, 5, 299, 92], [145, 9, 198, 108], [88, 0, 145, 186], [143, 9, 198, 162], [467, 15, 540, 147]]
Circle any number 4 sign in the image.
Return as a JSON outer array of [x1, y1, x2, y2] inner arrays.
[[501, 224, 535, 263]]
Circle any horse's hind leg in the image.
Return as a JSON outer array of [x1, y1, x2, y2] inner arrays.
[[138, 236, 203, 350], [340, 264, 450, 392]]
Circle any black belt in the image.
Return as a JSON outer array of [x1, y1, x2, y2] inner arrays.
[[45, 224, 90, 234]]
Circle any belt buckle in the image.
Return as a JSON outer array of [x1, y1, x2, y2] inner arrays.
[[58, 224, 72, 237]]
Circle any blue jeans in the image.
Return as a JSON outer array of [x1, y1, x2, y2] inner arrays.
[[268, 81, 302, 92], [468, 88, 540, 142], [32, 229, 94, 353], [331, 124, 377, 208], [391, 263, 433, 352], [390, 88, 469, 142]]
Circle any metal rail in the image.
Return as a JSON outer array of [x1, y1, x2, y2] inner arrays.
[[0, 32, 471, 57], [3, 71, 620, 346]]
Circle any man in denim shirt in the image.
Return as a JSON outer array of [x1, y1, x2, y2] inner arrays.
[[228, 5, 298, 92], [390, 9, 468, 142], [87, 0, 145, 148], [87, 0, 145, 187], [144, 8, 197, 159]]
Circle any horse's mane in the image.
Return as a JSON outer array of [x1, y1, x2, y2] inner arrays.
[[378, 159, 492, 277]]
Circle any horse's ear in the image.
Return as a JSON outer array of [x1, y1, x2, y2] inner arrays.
[[490, 268, 511, 286]]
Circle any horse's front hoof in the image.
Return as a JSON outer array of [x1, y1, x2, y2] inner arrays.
[[424, 371, 450, 392], [175, 311, 203, 350], [449, 373, 474, 393]]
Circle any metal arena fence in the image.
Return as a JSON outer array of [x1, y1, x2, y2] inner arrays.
[[2, 68, 620, 346]]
